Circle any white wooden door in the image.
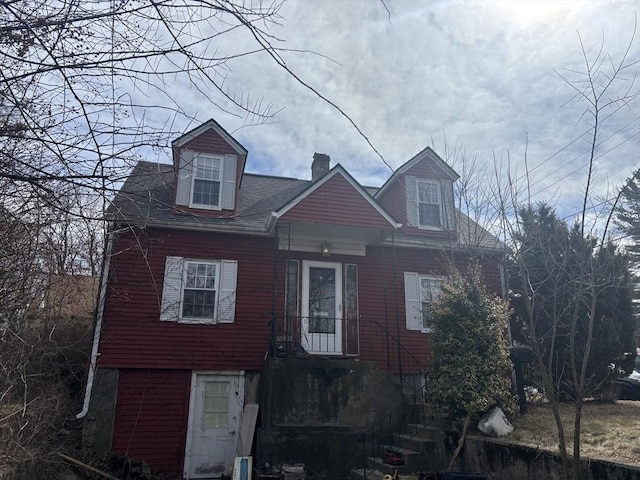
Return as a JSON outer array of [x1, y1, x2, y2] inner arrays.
[[301, 261, 342, 354], [185, 373, 243, 479]]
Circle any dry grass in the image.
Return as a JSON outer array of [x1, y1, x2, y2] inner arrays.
[[509, 401, 640, 465]]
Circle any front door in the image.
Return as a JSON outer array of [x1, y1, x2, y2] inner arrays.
[[185, 373, 243, 479], [301, 261, 342, 354]]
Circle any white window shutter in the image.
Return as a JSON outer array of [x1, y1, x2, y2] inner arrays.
[[404, 272, 422, 331], [217, 260, 238, 323], [175, 150, 194, 206], [160, 256, 183, 321], [441, 179, 455, 230], [221, 154, 237, 210], [405, 176, 418, 227]]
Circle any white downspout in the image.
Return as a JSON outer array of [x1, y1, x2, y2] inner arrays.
[[76, 230, 113, 419]]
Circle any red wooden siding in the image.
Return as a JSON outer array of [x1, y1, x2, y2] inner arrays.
[[273, 245, 503, 374], [98, 228, 274, 370], [100, 225, 501, 375], [403, 161, 451, 180], [376, 176, 406, 225], [280, 174, 395, 229], [377, 163, 459, 239], [172, 127, 246, 218], [358, 247, 501, 373], [112, 369, 191, 478], [180, 128, 240, 156]]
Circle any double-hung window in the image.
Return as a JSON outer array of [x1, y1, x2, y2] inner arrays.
[[419, 276, 443, 330], [182, 261, 217, 320], [192, 155, 222, 208], [404, 272, 444, 333], [417, 180, 441, 228], [405, 176, 454, 231], [160, 256, 238, 324], [175, 150, 238, 211]]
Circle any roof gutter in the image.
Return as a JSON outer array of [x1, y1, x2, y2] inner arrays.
[[265, 211, 278, 233], [76, 229, 113, 419]]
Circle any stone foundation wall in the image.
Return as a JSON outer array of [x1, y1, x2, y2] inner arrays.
[[458, 433, 640, 480]]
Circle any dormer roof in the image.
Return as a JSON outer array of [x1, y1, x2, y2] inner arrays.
[[171, 118, 247, 155], [375, 146, 459, 199], [172, 119, 248, 182]]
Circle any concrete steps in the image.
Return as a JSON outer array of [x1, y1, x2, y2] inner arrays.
[[350, 426, 445, 480], [350, 467, 384, 480]]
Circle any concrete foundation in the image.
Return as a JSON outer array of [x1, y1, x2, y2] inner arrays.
[[82, 367, 118, 454], [257, 357, 403, 478]]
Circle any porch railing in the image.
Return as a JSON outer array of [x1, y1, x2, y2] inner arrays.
[[361, 383, 431, 480], [275, 315, 359, 356], [368, 318, 428, 393], [274, 315, 427, 376]]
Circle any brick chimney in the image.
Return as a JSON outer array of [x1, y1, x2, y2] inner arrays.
[[312, 153, 330, 181]]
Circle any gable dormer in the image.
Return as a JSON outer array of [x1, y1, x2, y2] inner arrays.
[[171, 119, 247, 215], [376, 147, 459, 238]]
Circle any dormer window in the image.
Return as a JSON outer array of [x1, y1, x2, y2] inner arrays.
[[192, 155, 222, 208], [175, 149, 238, 212], [417, 180, 441, 228], [405, 175, 454, 231]]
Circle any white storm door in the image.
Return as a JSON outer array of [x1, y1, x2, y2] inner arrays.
[[186, 374, 242, 479], [301, 261, 343, 354]]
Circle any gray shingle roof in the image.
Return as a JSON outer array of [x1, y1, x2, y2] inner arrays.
[[110, 160, 503, 252], [109, 161, 309, 233]]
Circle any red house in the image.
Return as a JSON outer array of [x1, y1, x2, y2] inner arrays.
[[79, 119, 503, 479]]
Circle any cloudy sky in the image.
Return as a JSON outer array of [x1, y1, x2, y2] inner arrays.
[[162, 0, 640, 227]]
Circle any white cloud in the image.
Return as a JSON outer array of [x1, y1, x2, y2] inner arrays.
[[167, 0, 639, 228]]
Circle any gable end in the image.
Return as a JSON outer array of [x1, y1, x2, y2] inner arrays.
[[171, 120, 247, 215]]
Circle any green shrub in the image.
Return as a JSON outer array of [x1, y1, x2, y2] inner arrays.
[[427, 264, 516, 421]]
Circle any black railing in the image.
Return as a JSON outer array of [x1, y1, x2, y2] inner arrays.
[[359, 322, 431, 480], [275, 315, 359, 356], [361, 384, 430, 480], [369, 318, 428, 393], [274, 314, 427, 387]]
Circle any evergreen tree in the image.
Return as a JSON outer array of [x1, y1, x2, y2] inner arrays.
[[510, 204, 635, 398], [616, 169, 640, 347], [427, 264, 515, 469], [427, 264, 515, 419], [617, 168, 640, 267]]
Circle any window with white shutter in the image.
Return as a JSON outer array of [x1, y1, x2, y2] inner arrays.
[[404, 272, 444, 333], [160, 256, 238, 324], [174, 150, 237, 211]]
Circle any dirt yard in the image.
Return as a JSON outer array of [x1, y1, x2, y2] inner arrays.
[[509, 400, 640, 465]]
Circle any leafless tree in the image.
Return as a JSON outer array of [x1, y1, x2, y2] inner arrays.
[[0, 1, 292, 211], [0, 0, 318, 468], [493, 21, 640, 480]]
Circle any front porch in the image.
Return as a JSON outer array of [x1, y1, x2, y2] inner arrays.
[[256, 356, 405, 478], [274, 313, 426, 391]]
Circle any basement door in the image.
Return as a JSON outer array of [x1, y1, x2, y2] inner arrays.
[[184, 373, 243, 479], [301, 261, 343, 354]]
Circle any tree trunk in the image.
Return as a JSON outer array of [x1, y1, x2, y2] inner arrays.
[[572, 398, 584, 480], [448, 413, 471, 471]]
